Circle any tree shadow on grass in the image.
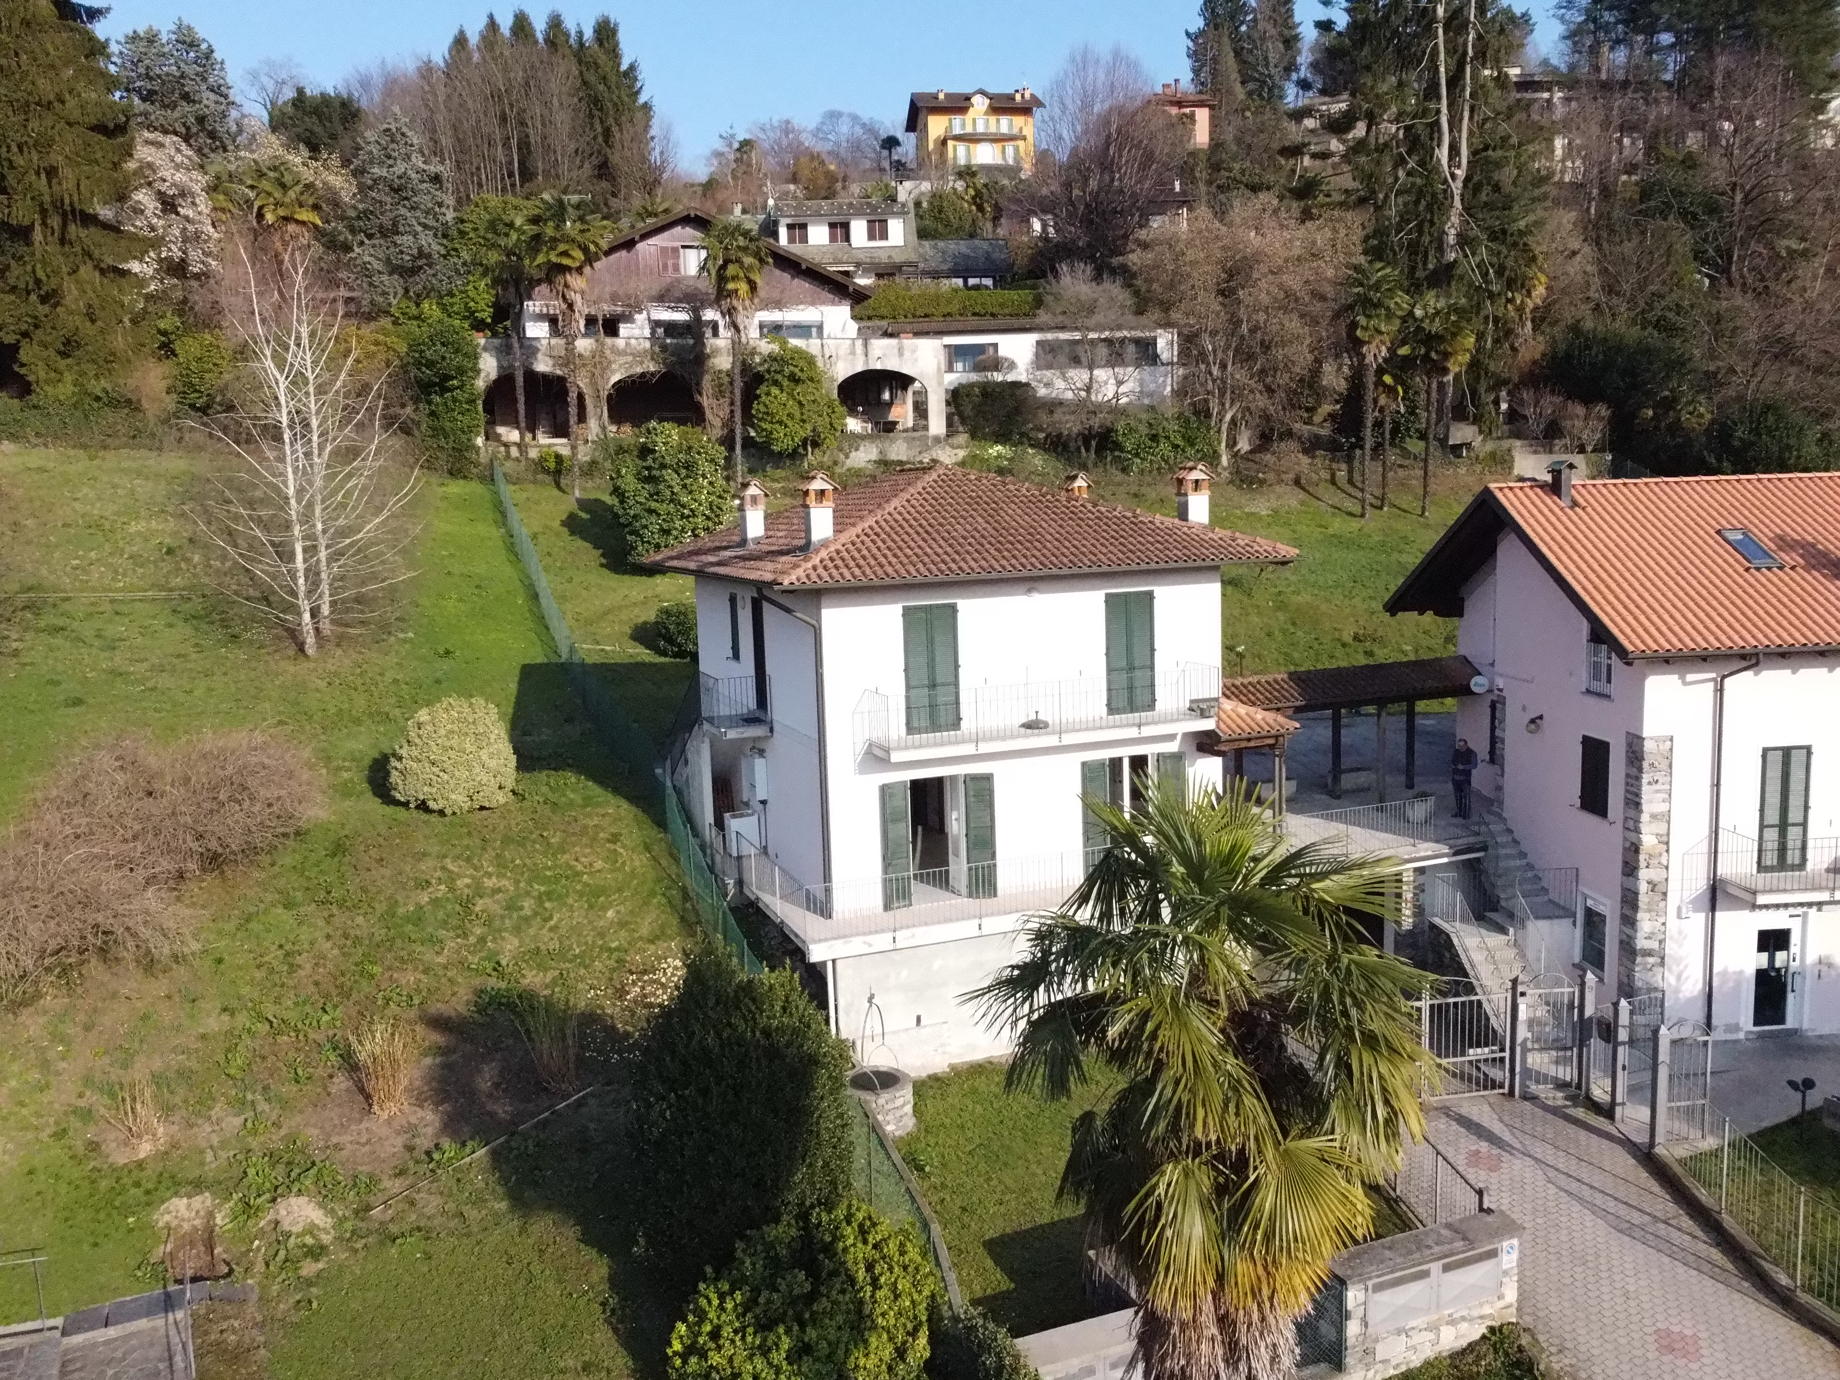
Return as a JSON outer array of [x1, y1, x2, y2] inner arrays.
[[975, 1215, 1099, 1338], [509, 660, 691, 822], [561, 498, 638, 576]]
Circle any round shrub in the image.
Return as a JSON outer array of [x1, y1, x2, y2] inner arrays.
[[927, 1305, 1038, 1380], [386, 697, 516, 815], [606, 421, 733, 558], [170, 331, 233, 413], [650, 600, 698, 659], [1107, 408, 1217, 475]]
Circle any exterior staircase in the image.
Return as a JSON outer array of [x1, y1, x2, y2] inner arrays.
[[1473, 807, 1579, 979]]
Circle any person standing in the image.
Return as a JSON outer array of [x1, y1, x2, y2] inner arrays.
[[1450, 737, 1478, 819]]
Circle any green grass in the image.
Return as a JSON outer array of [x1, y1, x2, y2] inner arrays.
[[0, 449, 686, 1375], [1745, 1113, 1840, 1202], [1393, 1324, 1544, 1379]]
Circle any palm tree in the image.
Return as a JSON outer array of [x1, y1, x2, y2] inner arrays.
[[475, 199, 541, 466], [213, 160, 323, 241], [1397, 293, 1475, 519], [700, 217, 773, 486], [529, 192, 616, 498], [1344, 261, 1409, 520], [973, 784, 1432, 1380]]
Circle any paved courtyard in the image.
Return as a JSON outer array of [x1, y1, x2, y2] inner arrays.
[[1702, 1034, 1840, 1133], [1428, 1095, 1840, 1380]]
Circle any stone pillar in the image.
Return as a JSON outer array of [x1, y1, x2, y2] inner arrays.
[[1619, 732, 1673, 999]]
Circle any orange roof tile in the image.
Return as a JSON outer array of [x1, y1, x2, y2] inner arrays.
[[643, 465, 1297, 589], [1390, 473, 1840, 657], [1214, 699, 1300, 742]]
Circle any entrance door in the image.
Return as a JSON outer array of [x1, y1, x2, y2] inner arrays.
[[1753, 924, 1800, 1029]]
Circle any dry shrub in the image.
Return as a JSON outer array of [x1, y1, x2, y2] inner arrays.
[[0, 731, 324, 1005], [345, 1019, 416, 1117], [512, 990, 582, 1095], [102, 1073, 166, 1158]]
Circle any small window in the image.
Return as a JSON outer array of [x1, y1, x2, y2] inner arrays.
[[784, 221, 809, 244], [759, 321, 818, 340], [947, 342, 998, 373], [997, 115, 1013, 132], [1580, 735, 1611, 818], [1585, 630, 1613, 697], [828, 220, 850, 244], [679, 245, 708, 275], [866, 218, 889, 242], [1719, 528, 1784, 569], [727, 593, 741, 661], [949, 116, 966, 133], [1581, 895, 1608, 974]]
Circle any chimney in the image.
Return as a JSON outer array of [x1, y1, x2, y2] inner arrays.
[[936, 88, 946, 99], [1174, 463, 1211, 525], [802, 471, 838, 548], [1547, 458, 1577, 508], [1062, 471, 1092, 499], [737, 478, 768, 546]]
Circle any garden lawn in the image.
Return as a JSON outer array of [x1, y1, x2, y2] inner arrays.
[[0, 449, 685, 1378]]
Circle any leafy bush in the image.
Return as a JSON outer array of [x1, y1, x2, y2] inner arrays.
[[1704, 397, 1831, 474], [396, 310, 485, 473], [751, 337, 845, 456], [606, 421, 733, 559], [0, 732, 324, 1004], [629, 951, 856, 1296], [1107, 408, 1217, 475], [419, 387, 484, 475], [927, 1305, 1039, 1380], [649, 600, 699, 659], [170, 330, 233, 412], [386, 697, 517, 815], [949, 381, 1039, 443], [667, 1201, 939, 1380], [0, 395, 170, 448], [856, 286, 1040, 322]]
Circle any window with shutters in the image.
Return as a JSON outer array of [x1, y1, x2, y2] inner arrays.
[[963, 773, 996, 898], [727, 593, 741, 661], [828, 220, 850, 244], [1760, 746, 1812, 871], [1579, 735, 1611, 818], [784, 221, 809, 244], [1082, 753, 1184, 866], [1105, 590, 1155, 714], [902, 603, 960, 734], [866, 218, 889, 242], [879, 782, 912, 910]]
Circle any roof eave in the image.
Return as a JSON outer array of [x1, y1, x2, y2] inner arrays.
[[772, 554, 1296, 593]]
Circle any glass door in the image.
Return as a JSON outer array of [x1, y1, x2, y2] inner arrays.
[[1752, 925, 1800, 1029]]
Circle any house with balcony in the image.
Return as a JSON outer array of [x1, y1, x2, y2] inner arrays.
[[906, 87, 1042, 173], [648, 462, 1298, 1072], [1389, 465, 1840, 1038]]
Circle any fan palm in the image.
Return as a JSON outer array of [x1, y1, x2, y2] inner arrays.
[[972, 784, 1432, 1380], [700, 217, 773, 486], [529, 193, 617, 497], [1344, 261, 1409, 520], [474, 198, 541, 466], [214, 160, 324, 240]]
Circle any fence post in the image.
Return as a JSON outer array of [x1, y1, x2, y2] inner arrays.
[[1797, 1188, 1808, 1292], [1610, 997, 1632, 1125], [1575, 970, 1597, 1092], [1433, 1154, 1443, 1224], [1647, 1024, 1671, 1153], [1506, 975, 1526, 1099], [1718, 1116, 1731, 1215]]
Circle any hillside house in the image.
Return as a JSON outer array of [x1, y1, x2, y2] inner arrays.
[[905, 86, 1041, 173], [1390, 466, 1840, 1037], [648, 463, 1297, 1071]]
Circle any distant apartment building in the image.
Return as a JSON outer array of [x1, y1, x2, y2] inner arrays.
[[1150, 78, 1212, 148], [905, 87, 1041, 173]]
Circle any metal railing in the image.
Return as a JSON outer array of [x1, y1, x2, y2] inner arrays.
[[852, 663, 1220, 755], [1283, 797, 1451, 856], [1389, 1134, 1490, 1226], [1704, 828, 1840, 900], [1503, 866, 1578, 975], [1414, 987, 1510, 1097], [1, 1248, 49, 1331], [736, 845, 1093, 945], [699, 672, 771, 734]]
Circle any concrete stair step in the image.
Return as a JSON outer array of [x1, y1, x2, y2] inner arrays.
[[0, 1331, 62, 1380]]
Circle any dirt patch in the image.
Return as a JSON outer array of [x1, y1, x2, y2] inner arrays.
[[156, 1193, 230, 1279], [261, 1195, 333, 1245], [191, 1298, 271, 1380]]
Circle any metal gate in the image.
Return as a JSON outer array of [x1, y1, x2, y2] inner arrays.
[[1415, 982, 1509, 1097], [1522, 977, 1580, 1093], [1586, 1000, 1619, 1109], [1661, 1020, 1714, 1145]]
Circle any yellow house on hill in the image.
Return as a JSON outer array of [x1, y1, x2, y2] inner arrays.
[[904, 86, 1043, 173]]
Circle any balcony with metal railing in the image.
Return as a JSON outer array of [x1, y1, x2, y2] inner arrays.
[[699, 672, 771, 739], [853, 664, 1221, 761], [1705, 828, 1840, 905], [1280, 796, 1486, 864]]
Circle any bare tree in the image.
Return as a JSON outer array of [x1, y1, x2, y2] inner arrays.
[[244, 58, 307, 123], [1040, 43, 1155, 158], [812, 109, 897, 185], [1018, 101, 1188, 274], [1557, 399, 1610, 454], [195, 237, 419, 656], [1034, 265, 1159, 453], [1512, 384, 1564, 441]]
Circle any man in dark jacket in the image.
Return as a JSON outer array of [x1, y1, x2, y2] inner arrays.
[[1450, 738, 1478, 819]]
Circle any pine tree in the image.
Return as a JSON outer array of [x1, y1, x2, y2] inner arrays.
[[1188, 0, 1299, 104], [574, 15, 654, 199], [0, 0, 143, 398], [111, 19, 236, 157], [345, 118, 459, 311]]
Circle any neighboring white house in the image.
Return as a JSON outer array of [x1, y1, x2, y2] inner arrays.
[[1390, 466, 1840, 1037], [649, 463, 1297, 1072]]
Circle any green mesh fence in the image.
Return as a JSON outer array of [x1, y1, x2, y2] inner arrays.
[[849, 1096, 964, 1310], [489, 464, 763, 974]]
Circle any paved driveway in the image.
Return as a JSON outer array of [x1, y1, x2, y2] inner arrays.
[[1428, 1096, 1840, 1380], [1702, 1035, 1840, 1133]]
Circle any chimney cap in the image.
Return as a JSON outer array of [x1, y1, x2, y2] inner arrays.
[[1174, 462, 1212, 494], [1062, 471, 1092, 497], [802, 471, 838, 505], [739, 478, 768, 506]]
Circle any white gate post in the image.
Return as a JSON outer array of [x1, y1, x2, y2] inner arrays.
[[1506, 975, 1527, 1098], [1610, 997, 1632, 1125], [1575, 970, 1597, 1091], [1647, 1024, 1672, 1153]]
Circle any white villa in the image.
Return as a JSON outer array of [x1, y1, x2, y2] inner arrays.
[[1390, 465, 1840, 1038], [648, 463, 1297, 1072]]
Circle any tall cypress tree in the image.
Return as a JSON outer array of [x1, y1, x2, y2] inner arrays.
[[1187, 0, 1300, 104], [573, 15, 653, 198], [0, 0, 143, 398]]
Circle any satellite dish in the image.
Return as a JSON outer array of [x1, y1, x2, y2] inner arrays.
[[1468, 674, 1491, 695]]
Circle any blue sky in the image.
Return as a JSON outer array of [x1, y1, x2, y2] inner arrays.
[[96, 0, 1565, 168]]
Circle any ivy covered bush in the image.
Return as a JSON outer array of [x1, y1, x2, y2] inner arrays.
[[649, 600, 698, 659], [606, 421, 733, 559], [1107, 408, 1217, 475], [386, 697, 516, 815], [667, 1200, 939, 1380]]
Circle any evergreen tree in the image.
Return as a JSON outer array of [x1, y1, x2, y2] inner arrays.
[[1188, 0, 1300, 104], [0, 0, 143, 398], [573, 15, 654, 198], [345, 117, 460, 311], [270, 87, 362, 156], [111, 19, 235, 157]]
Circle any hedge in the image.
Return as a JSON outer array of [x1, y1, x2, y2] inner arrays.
[[855, 286, 1040, 322]]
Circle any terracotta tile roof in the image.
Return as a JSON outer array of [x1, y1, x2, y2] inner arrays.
[[1217, 655, 1483, 712], [1391, 474, 1840, 658], [643, 464, 1297, 589], [1214, 699, 1301, 742]]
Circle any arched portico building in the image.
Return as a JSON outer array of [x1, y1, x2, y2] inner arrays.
[[838, 369, 927, 434]]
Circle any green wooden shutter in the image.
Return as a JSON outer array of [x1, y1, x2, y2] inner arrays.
[[1156, 752, 1187, 802], [1761, 746, 1812, 871], [1579, 736, 1610, 818], [1081, 758, 1112, 867], [1105, 591, 1155, 714], [903, 604, 960, 734], [964, 773, 996, 899], [880, 781, 913, 910]]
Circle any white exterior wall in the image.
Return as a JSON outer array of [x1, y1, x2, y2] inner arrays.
[[779, 216, 909, 248], [935, 329, 1179, 406]]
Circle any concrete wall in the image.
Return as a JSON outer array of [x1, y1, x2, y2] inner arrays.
[[830, 928, 1029, 1071]]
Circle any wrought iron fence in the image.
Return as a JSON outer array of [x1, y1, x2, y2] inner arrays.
[[1414, 986, 1510, 1098], [1388, 1134, 1490, 1226]]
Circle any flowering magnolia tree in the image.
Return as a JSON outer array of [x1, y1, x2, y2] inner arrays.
[[117, 132, 219, 295]]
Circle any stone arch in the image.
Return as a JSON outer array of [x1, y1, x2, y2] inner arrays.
[[484, 369, 574, 443], [606, 370, 703, 430], [838, 368, 926, 434]]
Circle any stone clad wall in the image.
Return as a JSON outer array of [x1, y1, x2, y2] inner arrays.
[[1620, 732, 1673, 999]]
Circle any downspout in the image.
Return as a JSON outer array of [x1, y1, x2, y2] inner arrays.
[[1705, 653, 1761, 1027]]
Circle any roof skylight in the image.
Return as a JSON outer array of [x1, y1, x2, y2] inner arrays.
[[1718, 528, 1784, 569]]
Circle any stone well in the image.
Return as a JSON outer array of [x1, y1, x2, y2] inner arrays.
[[847, 1065, 915, 1136]]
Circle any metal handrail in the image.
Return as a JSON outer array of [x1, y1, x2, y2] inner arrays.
[[0, 1247, 50, 1331], [1702, 828, 1840, 898]]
